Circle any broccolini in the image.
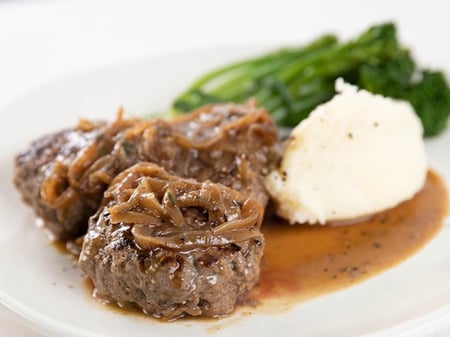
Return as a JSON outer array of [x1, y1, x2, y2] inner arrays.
[[172, 23, 450, 137]]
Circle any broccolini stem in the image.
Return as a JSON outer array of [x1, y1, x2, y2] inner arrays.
[[172, 22, 450, 137]]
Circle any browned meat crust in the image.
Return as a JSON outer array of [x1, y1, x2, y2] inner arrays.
[[14, 102, 281, 240], [79, 163, 264, 319]]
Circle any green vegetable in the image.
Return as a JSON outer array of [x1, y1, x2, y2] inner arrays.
[[172, 23, 450, 137], [167, 192, 177, 206], [406, 72, 450, 136], [121, 141, 133, 155]]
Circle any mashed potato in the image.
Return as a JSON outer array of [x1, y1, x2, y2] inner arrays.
[[264, 79, 427, 224]]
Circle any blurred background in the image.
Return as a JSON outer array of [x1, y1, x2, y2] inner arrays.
[[1, 0, 449, 114]]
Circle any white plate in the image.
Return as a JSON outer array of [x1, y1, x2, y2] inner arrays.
[[1, 47, 450, 337]]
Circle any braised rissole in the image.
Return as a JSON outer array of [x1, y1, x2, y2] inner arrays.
[[14, 102, 281, 240], [79, 163, 265, 319]]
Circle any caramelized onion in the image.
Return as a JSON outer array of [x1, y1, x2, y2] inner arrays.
[[38, 101, 280, 233], [171, 100, 272, 150], [39, 110, 138, 213], [105, 162, 264, 251], [41, 160, 80, 210], [68, 119, 137, 195], [132, 225, 262, 250]]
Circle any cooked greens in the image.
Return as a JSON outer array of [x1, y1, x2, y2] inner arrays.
[[172, 23, 450, 137]]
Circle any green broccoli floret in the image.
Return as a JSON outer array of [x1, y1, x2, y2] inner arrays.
[[357, 49, 415, 98], [406, 71, 450, 136]]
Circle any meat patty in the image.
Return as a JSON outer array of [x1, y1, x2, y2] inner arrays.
[[14, 102, 281, 240], [13, 118, 135, 239], [79, 163, 265, 319]]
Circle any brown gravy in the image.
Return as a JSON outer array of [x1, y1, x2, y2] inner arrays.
[[77, 170, 448, 319], [249, 170, 448, 307]]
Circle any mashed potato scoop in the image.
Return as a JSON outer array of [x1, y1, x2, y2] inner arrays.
[[264, 79, 427, 224]]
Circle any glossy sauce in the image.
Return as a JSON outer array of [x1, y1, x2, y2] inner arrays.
[[77, 171, 448, 319], [249, 170, 448, 307]]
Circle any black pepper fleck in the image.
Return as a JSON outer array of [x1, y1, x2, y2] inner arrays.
[[372, 242, 382, 249]]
